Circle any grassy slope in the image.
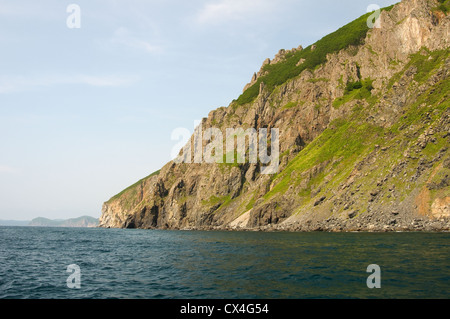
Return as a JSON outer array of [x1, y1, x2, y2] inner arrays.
[[234, 5, 395, 106], [436, 0, 450, 13], [107, 170, 160, 203], [259, 48, 449, 215]]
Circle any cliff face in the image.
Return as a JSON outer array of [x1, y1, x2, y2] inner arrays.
[[99, 0, 450, 231]]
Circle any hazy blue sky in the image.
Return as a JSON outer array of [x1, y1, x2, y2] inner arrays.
[[0, 0, 398, 220]]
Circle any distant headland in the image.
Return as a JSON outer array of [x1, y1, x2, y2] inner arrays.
[[0, 216, 99, 227]]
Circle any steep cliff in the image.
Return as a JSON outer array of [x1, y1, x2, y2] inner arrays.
[[99, 0, 450, 231], [29, 216, 99, 227]]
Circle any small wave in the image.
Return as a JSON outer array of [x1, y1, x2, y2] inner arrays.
[[0, 228, 448, 299]]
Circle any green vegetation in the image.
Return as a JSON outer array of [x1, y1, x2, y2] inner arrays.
[[307, 78, 330, 83], [220, 150, 245, 168], [345, 80, 363, 93], [262, 41, 448, 204], [108, 169, 161, 202], [423, 137, 448, 156], [391, 83, 448, 137], [103, 0, 448, 226], [245, 194, 256, 211], [264, 117, 384, 200], [429, 165, 450, 189], [388, 48, 448, 89], [202, 195, 229, 206], [412, 49, 448, 84], [329, 48, 448, 204], [202, 195, 232, 211], [281, 101, 298, 109], [235, 5, 394, 106], [333, 78, 374, 109], [435, 0, 450, 13], [367, 45, 379, 56], [282, 100, 305, 110]]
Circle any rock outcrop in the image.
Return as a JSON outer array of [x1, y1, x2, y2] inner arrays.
[[99, 0, 450, 232]]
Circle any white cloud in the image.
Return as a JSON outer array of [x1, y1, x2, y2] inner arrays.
[[0, 74, 139, 94], [111, 27, 163, 54], [196, 0, 276, 25]]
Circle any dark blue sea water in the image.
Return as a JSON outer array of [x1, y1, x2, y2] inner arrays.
[[0, 226, 448, 299]]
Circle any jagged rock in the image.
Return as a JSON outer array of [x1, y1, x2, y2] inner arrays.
[[272, 49, 287, 64], [259, 81, 265, 94], [296, 58, 305, 66], [314, 196, 326, 206], [347, 211, 358, 219]]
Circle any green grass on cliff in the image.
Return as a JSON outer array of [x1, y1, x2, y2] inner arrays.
[[108, 170, 160, 202], [264, 117, 384, 201], [235, 5, 394, 106], [202, 195, 230, 206], [263, 46, 449, 208], [436, 0, 450, 13], [388, 48, 448, 89], [332, 78, 375, 109]]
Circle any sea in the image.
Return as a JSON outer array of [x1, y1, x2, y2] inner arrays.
[[0, 226, 448, 299]]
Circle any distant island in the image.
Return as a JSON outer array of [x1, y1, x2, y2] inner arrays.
[[99, 0, 450, 232], [29, 216, 99, 227], [0, 216, 99, 227]]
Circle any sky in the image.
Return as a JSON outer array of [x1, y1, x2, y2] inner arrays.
[[0, 0, 399, 221]]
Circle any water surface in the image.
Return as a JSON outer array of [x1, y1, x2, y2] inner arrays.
[[0, 227, 448, 299]]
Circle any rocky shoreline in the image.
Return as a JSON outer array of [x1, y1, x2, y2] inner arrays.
[[134, 215, 450, 233], [259, 217, 450, 233]]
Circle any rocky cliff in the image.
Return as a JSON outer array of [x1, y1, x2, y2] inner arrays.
[[99, 0, 450, 232]]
